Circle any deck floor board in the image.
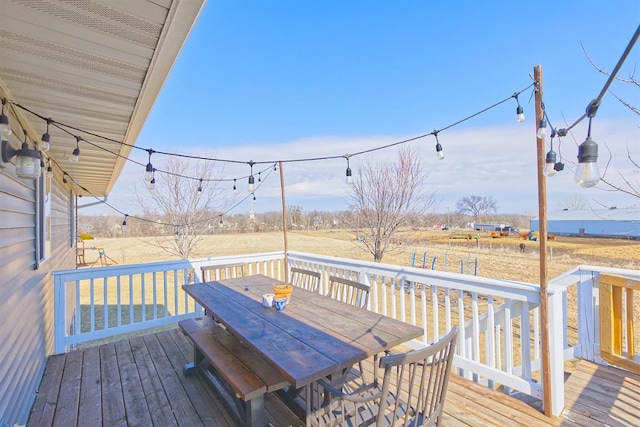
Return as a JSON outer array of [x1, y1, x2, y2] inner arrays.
[[77, 346, 101, 426], [26, 329, 640, 427], [562, 360, 640, 427]]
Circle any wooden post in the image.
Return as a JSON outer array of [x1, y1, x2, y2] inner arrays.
[[534, 65, 553, 416], [279, 161, 289, 283]]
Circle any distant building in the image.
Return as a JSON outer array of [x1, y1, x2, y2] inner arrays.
[[530, 208, 640, 239], [471, 223, 506, 231]]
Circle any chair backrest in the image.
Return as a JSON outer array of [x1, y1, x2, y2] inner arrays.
[[377, 326, 458, 427], [327, 275, 369, 309], [290, 267, 321, 293], [201, 263, 245, 282]]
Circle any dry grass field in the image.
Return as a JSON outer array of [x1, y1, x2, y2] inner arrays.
[[83, 229, 640, 284]]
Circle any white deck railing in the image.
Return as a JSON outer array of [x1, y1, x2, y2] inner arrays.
[[53, 250, 640, 416]]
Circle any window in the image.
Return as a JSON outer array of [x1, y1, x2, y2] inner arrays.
[[36, 173, 51, 266]]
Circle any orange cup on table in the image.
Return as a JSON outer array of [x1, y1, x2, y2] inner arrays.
[[273, 283, 293, 303]]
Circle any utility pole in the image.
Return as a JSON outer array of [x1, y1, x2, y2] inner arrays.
[[534, 65, 552, 416]]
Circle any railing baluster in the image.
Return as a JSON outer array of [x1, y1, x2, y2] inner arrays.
[[471, 292, 480, 382], [129, 274, 134, 326], [152, 271, 158, 320], [504, 299, 513, 380], [487, 295, 495, 389], [521, 301, 532, 383], [420, 283, 427, 342], [432, 285, 439, 339], [75, 279, 81, 335], [103, 276, 108, 330], [445, 288, 451, 335], [90, 278, 95, 332], [457, 290, 467, 378], [117, 276, 122, 327], [141, 273, 146, 323]]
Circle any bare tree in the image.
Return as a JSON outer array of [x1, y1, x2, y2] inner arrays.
[[342, 146, 436, 262], [455, 195, 498, 223], [562, 195, 589, 210], [135, 157, 230, 259]]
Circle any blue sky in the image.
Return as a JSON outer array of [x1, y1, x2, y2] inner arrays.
[[86, 1, 640, 218]]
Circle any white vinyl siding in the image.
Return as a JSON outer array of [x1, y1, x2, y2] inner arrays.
[[0, 173, 75, 426]]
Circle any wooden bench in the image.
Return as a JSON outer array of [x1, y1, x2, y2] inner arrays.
[[179, 316, 289, 426]]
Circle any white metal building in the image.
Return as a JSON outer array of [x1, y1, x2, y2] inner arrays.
[[530, 208, 640, 239]]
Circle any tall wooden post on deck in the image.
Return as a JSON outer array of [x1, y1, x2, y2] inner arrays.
[[279, 161, 289, 283], [534, 65, 552, 416]]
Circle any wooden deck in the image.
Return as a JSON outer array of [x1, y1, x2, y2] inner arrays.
[[562, 360, 640, 426], [27, 329, 640, 426]]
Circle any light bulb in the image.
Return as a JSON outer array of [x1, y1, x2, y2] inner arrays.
[[70, 147, 80, 163], [516, 106, 525, 123], [543, 162, 557, 177], [536, 119, 547, 139], [145, 163, 154, 181], [248, 175, 255, 193], [346, 167, 353, 185], [574, 162, 600, 188], [146, 177, 156, 191], [574, 136, 600, 188], [435, 142, 445, 160], [543, 150, 557, 177], [39, 139, 50, 152]]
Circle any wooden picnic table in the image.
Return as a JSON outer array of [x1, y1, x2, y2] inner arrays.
[[182, 274, 423, 423]]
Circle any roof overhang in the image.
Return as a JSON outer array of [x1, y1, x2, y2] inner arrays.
[[0, 0, 206, 196]]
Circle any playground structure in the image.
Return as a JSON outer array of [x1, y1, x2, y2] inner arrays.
[[77, 240, 118, 268], [411, 251, 478, 275]]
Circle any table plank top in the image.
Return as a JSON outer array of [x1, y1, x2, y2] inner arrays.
[[183, 274, 423, 388]]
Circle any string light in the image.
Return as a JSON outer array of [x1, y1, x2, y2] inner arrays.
[[258, 172, 261, 183], [0, 99, 11, 136], [513, 93, 525, 123], [70, 136, 81, 163], [434, 131, 444, 160], [26, 19, 637, 225], [145, 149, 154, 181], [197, 178, 203, 193], [40, 118, 51, 152], [344, 155, 353, 185], [12, 82, 543, 225], [233, 178, 237, 194], [536, 118, 547, 139], [247, 160, 255, 193], [543, 132, 557, 177], [146, 171, 156, 191], [574, 116, 600, 188], [122, 214, 128, 229]]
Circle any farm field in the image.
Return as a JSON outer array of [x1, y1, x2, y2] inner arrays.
[[82, 229, 640, 284]]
